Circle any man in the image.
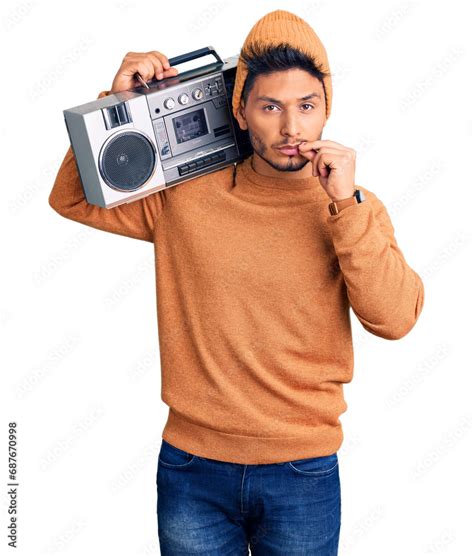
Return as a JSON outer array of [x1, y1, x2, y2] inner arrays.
[[49, 9, 425, 555]]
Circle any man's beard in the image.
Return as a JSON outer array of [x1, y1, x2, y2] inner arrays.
[[248, 128, 310, 173]]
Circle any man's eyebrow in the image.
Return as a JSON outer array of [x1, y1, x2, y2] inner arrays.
[[256, 92, 322, 104]]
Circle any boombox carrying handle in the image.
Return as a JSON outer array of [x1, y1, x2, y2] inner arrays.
[[167, 46, 223, 69]]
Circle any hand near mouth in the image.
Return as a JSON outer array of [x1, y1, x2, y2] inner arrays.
[[298, 140, 357, 201]]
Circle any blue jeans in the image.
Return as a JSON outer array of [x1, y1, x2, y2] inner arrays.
[[156, 439, 341, 555]]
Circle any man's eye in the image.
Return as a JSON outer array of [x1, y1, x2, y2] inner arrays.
[[263, 104, 314, 112]]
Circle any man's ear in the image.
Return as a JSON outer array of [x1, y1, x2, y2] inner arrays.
[[235, 100, 248, 131]]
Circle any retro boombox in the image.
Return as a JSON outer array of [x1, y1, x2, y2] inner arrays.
[[63, 47, 253, 208]]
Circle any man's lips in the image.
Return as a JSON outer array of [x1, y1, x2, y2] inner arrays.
[[276, 144, 302, 156]]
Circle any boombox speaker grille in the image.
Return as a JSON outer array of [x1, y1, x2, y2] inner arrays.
[[99, 131, 156, 191]]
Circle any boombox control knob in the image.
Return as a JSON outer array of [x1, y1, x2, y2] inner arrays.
[[178, 93, 189, 105], [192, 88, 203, 100], [164, 98, 175, 110]]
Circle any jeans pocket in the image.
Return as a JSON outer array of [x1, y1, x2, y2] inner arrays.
[[158, 439, 197, 469], [286, 452, 338, 476]]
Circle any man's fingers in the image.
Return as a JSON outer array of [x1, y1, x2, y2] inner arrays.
[[150, 51, 170, 69], [134, 59, 155, 81], [145, 51, 179, 80], [147, 52, 169, 79], [299, 139, 350, 151], [314, 151, 351, 176]]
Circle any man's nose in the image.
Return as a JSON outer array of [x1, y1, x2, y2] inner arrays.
[[280, 112, 301, 138]]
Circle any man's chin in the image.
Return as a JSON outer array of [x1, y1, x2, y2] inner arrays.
[[271, 153, 308, 172]]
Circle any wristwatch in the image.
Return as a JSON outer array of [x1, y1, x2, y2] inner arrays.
[[328, 189, 366, 215]]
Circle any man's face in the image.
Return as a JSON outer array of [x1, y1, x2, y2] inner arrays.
[[236, 68, 327, 178]]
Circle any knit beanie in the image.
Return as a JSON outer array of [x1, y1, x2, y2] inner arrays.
[[231, 9, 332, 121]]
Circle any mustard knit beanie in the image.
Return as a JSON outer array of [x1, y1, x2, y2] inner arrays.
[[231, 9, 332, 121]]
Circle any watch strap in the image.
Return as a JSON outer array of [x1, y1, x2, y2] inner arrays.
[[328, 193, 358, 215]]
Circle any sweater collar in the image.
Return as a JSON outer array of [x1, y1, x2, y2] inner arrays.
[[230, 154, 324, 206]]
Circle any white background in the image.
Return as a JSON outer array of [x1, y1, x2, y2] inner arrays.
[[1, 0, 473, 554]]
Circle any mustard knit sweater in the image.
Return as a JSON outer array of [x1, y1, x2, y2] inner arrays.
[[49, 90, 425, 464]]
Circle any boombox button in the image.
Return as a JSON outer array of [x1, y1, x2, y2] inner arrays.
[[178, 165, 190, 175], [196, 160, 204, 168], [188, 162, 197, 170]]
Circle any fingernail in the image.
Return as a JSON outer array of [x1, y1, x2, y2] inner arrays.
[[158, 73, 163, 79]]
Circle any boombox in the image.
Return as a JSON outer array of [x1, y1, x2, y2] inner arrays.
[[63, 47, 252, 208]]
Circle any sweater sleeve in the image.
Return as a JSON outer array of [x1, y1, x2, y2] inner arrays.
[[326, 186, 425, 340], [48, 90, 164, 243]]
